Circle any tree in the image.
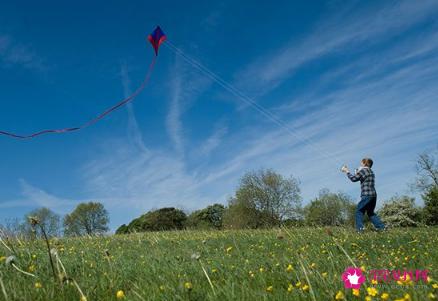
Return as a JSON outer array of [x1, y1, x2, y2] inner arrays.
[[25, 207, 61, 238], [64, 202, 109, 236], [304, 189, 355, 226], [378, 196, 422, 227], [224, 169, 302, 229], [413, 149, 438, 192], [422, 185, 438, 226], [116, 207, 186, 234], [186, 204, 225, 229]]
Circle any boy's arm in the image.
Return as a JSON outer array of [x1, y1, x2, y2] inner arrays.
[[347, 170, 364, 182]]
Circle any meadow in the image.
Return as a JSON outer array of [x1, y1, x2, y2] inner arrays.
[[0, 227, 437, 301]]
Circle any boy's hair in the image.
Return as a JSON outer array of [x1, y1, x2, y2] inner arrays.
[[361, 158, 373, 168]]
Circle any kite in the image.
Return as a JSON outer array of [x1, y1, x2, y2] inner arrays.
[[148, 26, 166, 56], [0, 26, 166, 139]]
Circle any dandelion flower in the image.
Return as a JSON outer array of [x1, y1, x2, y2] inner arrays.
[[184, 282, 193, 290], [116, 290, 125, 299], [367, 287, 378, 297], [5, 256, 16, 266], [335, 290, 345, 300]]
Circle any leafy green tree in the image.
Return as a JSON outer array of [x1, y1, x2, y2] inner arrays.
[[25, 207, 61, 238], [379, 196, 422, 227], [64, 202, 109, 236], [224, 169, 301, 229], [422, 185, 438, 226], [304, 189, 355, 226], [116, 207, 186, 233], [186, 204, 225, 229]]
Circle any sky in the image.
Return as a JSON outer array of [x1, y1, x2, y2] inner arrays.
[[1, 0, 438, 231]]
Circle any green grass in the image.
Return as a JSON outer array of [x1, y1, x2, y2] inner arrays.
[[1, 227, 437, 300]]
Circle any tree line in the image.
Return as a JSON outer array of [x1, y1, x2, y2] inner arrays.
[[1, 148, 437, 238], [0, 202, 109, 238]]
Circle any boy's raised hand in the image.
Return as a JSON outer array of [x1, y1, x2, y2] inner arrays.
[[341, 165, 350, 173]]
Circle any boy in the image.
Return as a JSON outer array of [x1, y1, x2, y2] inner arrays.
[[341, 158, 385, 232]]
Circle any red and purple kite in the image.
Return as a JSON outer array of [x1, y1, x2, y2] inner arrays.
[[148, 26, 166, 56], [0, 26, 166, 139]]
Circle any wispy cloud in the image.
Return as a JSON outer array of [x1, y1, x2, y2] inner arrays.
[[0, 34, 46, 71], [120, 62, 150, 154], [199, 124, 228, 156], [0, 180, 77, 213], [166, 56, 212, 155], [236, 0, 438, 95]]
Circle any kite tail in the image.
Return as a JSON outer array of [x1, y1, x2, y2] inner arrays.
[[0, 56, 157, 139]]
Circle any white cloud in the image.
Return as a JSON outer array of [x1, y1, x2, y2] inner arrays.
[[0, 34, 46, 71], [235, 0, 438, 95]]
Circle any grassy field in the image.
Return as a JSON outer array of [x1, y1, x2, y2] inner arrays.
[[0, 227, 437, 301]]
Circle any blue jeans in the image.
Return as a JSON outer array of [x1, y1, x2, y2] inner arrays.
[[356, 195, 385, 231]]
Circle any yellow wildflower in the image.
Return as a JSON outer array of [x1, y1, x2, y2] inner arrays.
[[428, 292, 436, 299], [404, 293, 411, 300], [322, 272, 328, 277], [226, 246, 233, 253], [116, 290, 125, 299], [352, 289, 360, 297], [302, 284, 309, 291], [184, 282, 193, 290], [266, 285, 273, 293], [381, 292, 390, 300], [371, 279, 378, 285], [433, 284, 438, 289], [286, 264, 293, 272], [367, 287, 378, 297], [335, 290, 345, 300], [34, 282, 42, 289], [287, 284, 294, 292]]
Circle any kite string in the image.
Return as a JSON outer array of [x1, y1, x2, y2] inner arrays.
[[164, 41, 344, 168], [0, 56, 157, 139]]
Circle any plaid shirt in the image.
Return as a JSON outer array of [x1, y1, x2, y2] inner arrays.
[[347, 167, 376, 197]]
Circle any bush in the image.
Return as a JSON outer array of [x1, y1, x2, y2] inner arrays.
[[116, 207, 187, 233], [379, 196, 422, 227], [423, 185, 438, 226], [304, 189, 355, 226], [186, 204, 225, 229]]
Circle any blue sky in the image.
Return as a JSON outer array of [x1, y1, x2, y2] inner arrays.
[[1, 0, 438, 231]]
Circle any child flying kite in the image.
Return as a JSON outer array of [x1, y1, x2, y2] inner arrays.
[[341, 158, 385, 232]]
